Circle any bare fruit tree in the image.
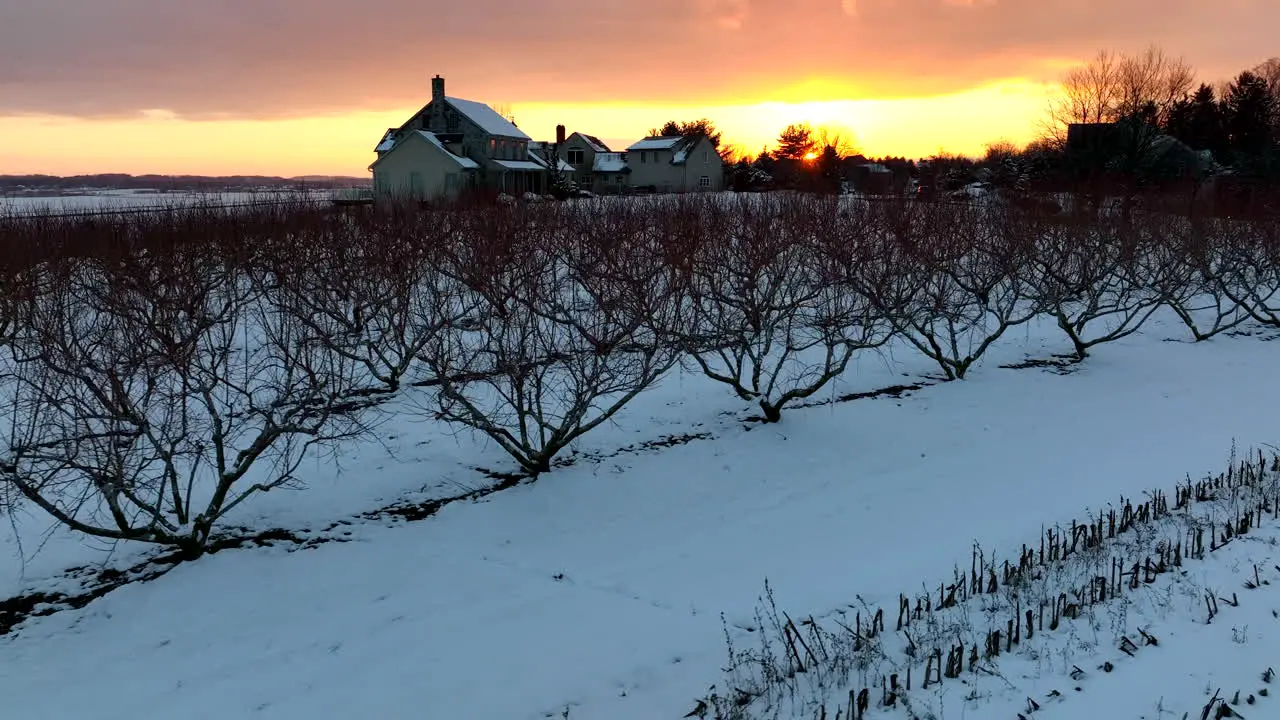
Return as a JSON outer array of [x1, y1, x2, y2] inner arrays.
[[1154, 213, 1252, 341], [277, 205, 467, 394], [1028, 209, 1167, 360], [420, 201, 684, 475], [682, 194, 890, 422], [1212, 214, 1280, 329], [862, 201, 1037, 380], [1, 217, 373, 554]]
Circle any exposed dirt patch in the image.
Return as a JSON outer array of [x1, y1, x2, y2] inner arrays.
[[1227, 327, 1280, 342], [1001, 354, 1084, 375], [753, 382, 932, 421]]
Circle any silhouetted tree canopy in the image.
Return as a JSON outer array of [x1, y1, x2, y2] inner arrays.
[[1165, 84, 1226, 159], [648, 118, 722, 148], [775, 123, 816, 160], [1223, 71, 1277, 159]]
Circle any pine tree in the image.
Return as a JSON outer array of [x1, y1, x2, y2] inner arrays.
[[648, 119, 722, 148], [775, 123, 816, 160], [1223, 71, 1277, 159], [1165, 84, 1226, 159]]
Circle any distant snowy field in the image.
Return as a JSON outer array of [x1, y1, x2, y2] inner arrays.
[[0, 188, 332, 215], [2, 311, 1279, 720]]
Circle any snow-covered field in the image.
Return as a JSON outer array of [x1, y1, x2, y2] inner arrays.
[[1, 310, 1279, 719], [0, 189, 332, 215]]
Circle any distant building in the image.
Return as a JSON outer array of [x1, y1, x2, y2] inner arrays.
[[370, 75, 725, 200], [847, 162, 894, 195], [371, 76, 551, 199], [1066, 121, 1212, 183], [624, 136, 724, 193], [558, 132, 630, 194]]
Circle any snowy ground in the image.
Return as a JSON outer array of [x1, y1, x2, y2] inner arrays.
[[0, 189, 332, 215], [1, 310, 1279, 719]]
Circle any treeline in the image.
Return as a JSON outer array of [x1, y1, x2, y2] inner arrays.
[[661, 48, 1280, 202], [1, 193, 1278, 555]]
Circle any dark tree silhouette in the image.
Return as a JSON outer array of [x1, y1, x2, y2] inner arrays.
[[649, 118, 723, 148], [1165, 84, 1227, 160], [775, 123, 817, 160], [1223, 71, 1277, 159]]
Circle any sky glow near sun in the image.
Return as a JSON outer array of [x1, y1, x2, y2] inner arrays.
[[0, 0, 1275, 176], [0, 80, 1054, 176]]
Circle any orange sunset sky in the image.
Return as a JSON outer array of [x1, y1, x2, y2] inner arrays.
[[1, 0, 1276, 177]]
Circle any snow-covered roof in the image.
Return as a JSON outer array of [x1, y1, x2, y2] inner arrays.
[[576, 134, 611, 153], [446, 97, 530, 140], [374, 128, 398, 153], [492, 159, 545, 171], [592, 152, 629, 173], [416, 131, 479, 169], [627, 136, 684, 151]]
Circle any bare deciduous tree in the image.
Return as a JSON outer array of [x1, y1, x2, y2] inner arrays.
[[420, 201, 684, 474], [868, 202, 1039, 380], [1153, 214, 1252, 341], [1046, 46, 1195, 140], [1, 221, 373, 554], [682, 194, 890, 422], [1028, 210, 1167, 360], [278, 206, 468, 394]]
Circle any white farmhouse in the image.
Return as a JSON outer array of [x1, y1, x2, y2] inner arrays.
[[370, 76, 557, 200], [624, 136, 724, 193]]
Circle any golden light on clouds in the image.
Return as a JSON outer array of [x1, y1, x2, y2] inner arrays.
[[0, 78, 1055, 176], [515, 78, 1054, 161], [0, 111, 405, 177]]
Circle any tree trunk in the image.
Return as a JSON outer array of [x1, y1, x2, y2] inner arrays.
[[759, 400, 783, 424]]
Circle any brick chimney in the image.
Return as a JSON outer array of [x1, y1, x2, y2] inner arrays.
[[556, 124, 566, 144], [428, 75, 446, 131]]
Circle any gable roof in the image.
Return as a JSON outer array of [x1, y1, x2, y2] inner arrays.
[[627, 135, 708, 165], [369, 130, 479, 171], [417, 131, 479, 168], [445, 97, 530, 140], [568, 133, 610, 152], [374, 128, 398, 153], [627, 136, 684, 151]]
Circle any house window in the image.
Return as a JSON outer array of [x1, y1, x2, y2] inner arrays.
[[567, 148, 584, 165], [641, 151, 647, 163], [699, 175, 711, 189], [703, 150, 709, 164], [489, 138, 496, 154]]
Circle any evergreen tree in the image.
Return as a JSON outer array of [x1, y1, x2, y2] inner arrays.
[[814, 145, 843, 194], [1165, 84, 1226, 159], [1223, 71, 1276, 159], [648, 118, 722, 148], [775, 123, 816, 160]]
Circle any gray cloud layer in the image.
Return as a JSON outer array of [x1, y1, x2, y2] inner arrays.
[[1, 0, 1274, 117]]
